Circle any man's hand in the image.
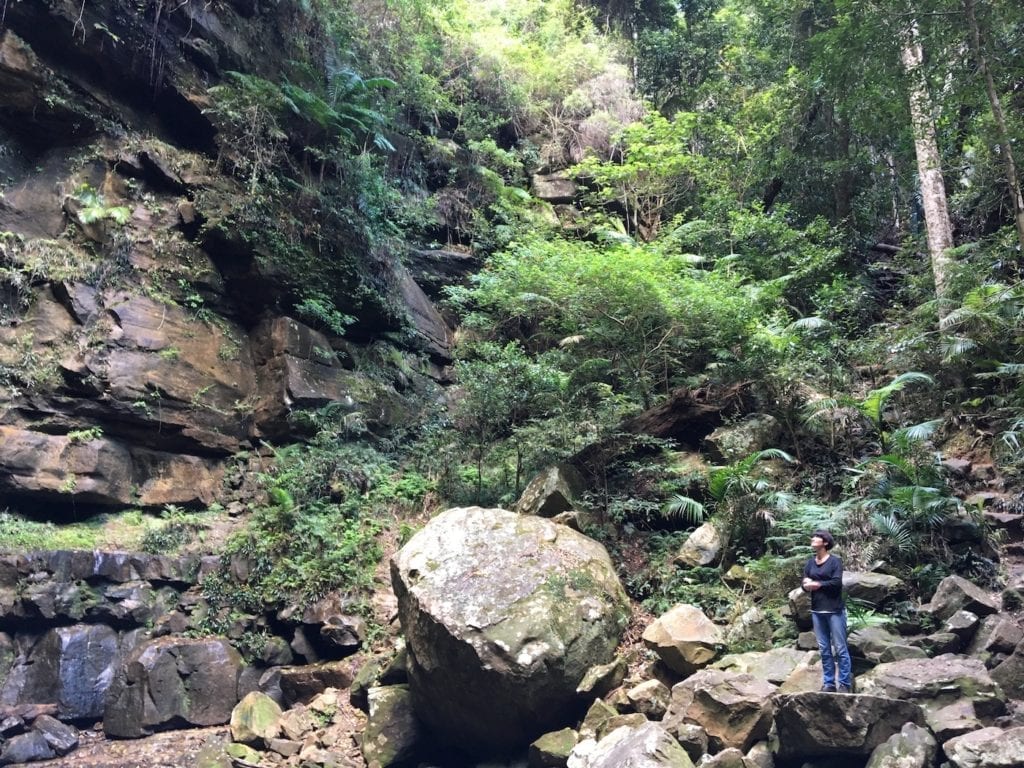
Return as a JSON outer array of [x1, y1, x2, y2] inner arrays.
[[802, 578, 819, 591]]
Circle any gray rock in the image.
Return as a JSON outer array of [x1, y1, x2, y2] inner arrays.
[[278, 661, 354, 706], [700, 748, 745, 768], [864, 722, 936, 768], [966, 615, 1024, 661], [878, 646, 929, 663], [943, 610, 981, 645], [362, 685, 422, 768], [723, 606, 772, 650], [772, 692, 926, 759], [267, 737, 302, 758], [529, 727, 577, 768], [991, 639, 1024, 700], [379, 645, 409, 685], [392, 506, 629, 755], [578, 699, 618, 742], [532, 173, 578, 204], [515, 464, 585, 518], [576, 658, 627, 699], [567, 722, 694, 768], [857, 654, 1005, 717], [908, 631, 961, 657], [230, 691, 282, 745], [663, 669, 776, 752], [6, 624, 120, 721], [0, 731, 54, 764], [924, 699, 981, 741], [626, 679, 671, 719], [103, 636, 241, 737], [674, 523, 723, 568], [320, 615, 366, 653], [849, 626, 926, 664], [713, 648, 813, 684], [350, 658, 383, 711], [942, 725, 1024, 767], [703, 414, 781, 463], [31, 714, 79, 756], [925, 575, 1000, 622], [642, 604, 723, 675], [744, 741, 773, 768]]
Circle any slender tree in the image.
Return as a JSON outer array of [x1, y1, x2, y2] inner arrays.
[[963, 0, 1024, 254], [899, 18, 955, 313]]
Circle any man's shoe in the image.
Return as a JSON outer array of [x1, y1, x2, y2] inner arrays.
[[821, 685, 837, 692], [837, 685, 852, 694]]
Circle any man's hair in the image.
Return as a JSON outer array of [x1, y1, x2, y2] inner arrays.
[[812, 529, 835, 550]]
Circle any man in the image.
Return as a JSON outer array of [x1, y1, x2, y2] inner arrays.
[[802, 529, 852, 693]]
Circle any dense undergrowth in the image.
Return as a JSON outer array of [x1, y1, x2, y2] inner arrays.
[[3, 0, 1024, 647]]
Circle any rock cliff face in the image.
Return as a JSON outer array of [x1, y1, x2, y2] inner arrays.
[[0, 0, 453, 513]]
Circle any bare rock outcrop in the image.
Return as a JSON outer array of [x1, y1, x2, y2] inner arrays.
[[103, 636, 243, 738]]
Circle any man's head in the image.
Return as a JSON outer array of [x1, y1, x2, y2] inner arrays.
[[811, 529, 834, 550]]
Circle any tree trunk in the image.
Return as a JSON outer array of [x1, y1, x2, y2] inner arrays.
[[900, 20, 955, 314], [964, 0, 1024, 255]]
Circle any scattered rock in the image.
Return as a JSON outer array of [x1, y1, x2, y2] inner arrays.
[[626, 679, 671, 719], [362, 685, 421, 768], [529, 727, 578, 768], [229, 691, 282, 746], [942, 725, 1024, 768], [703, 414, 781, 463], [30, 714, 79, 756], [0, 730, 55, 764], [857, 654, 1005, 717], [663, 669, 776, 752], [576, 658, 627, 699], [674, 523, 723, 568], [864, 722, 936, 768], [567, 721, 695, 768], [714, 648, 813, 684], [642, 604, 723, 676], [925, 576, 1000, 622], [515, 464, 586, 518], [278, 661, 355, 706]]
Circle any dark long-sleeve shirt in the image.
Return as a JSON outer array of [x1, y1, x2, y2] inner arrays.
[[803, 554, 845, 613]]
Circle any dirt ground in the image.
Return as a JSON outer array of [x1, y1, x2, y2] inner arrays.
[[7, 726, 234, 768]]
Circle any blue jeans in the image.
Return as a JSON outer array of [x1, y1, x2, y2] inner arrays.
[[812, 610, 852, 689]]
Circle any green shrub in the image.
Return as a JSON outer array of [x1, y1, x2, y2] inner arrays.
[[140, 505, 207, 554]]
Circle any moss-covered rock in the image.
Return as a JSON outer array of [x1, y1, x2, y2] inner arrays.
[[392, 506, 630, 756], [230, 690, 283, 745]]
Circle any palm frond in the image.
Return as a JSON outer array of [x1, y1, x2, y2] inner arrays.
[[870, 511, 915, 555], [662, 495, 706, 524], [940, 336, 977, 361], [892, 419, 942, 444], [787, 316, 832, 333]]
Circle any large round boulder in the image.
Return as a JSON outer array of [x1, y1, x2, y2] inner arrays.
[[391, 506, 630, 756]]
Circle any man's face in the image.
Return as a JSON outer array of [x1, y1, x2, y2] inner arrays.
[[810, 535, 826, 550]]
